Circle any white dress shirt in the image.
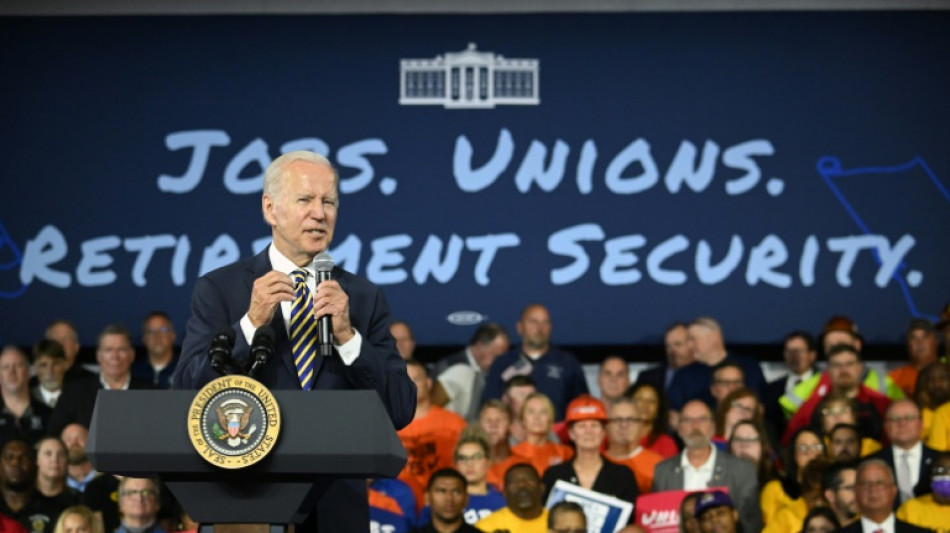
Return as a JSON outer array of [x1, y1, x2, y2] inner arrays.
[[859, 512, 895, 533], [681, 444, 717, 490], [893, 441, 922, 501]]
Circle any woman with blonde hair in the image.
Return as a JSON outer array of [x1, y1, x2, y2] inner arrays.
[[511, 392, 573, 476], [53, 506, 103, 533]]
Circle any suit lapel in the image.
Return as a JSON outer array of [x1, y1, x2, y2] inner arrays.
[[249, 246, 305, 387]]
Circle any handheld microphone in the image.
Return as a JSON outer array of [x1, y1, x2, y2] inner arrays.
[[248, 325, 275, 377], [208, 327, 236, 376], [313, 251, 335, 357]]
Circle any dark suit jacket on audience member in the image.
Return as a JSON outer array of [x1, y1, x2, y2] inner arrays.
[[634, 364, 670, 392], [46, 373, 155, 436], [169, 245, 416, 533], [834, 517, 935, 533], [869, 445, 940, 508]]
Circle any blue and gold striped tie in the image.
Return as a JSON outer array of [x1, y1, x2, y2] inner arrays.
[[290, 269, 316, 390]]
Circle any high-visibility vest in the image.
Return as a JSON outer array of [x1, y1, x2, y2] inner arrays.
[[779, 368, 904, 419]]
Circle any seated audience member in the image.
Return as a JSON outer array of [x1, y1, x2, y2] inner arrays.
[[694, 491, 740, 533], [625, 382, 678, 458], [765, 331, 820, 438], [605, 397, 663, 495], [816, 396, 881, 458], [679, 492, 702, 533], [132, 312, 179, 389], [597, 356, 631, 408], [763, 457, 830, 533], [481, 304, 589, 422], [889, 319, 940, 398], [542, 396, 639, 508], [115, 478, 164, 533], [59, 425, 95, 493], [452, 429, 505, 524], [828, 424, 863, 464], [820, 462, 858, 528], [799, 507, 841, 533], [690, 317, 766, 400], [0, 438, 75, 533], [547, 500, 586, 533], [43, 321, 93, 382], [921, 362, 950, 452], [34, 437, 79, 531], [714, 387, 768, 446], [431, 323, 510, 422], [477, 400, 528, 491], [410, 468, 480, 533], [502, 376, 537, 444], [474, 463, 548, 533], [0, 346, 52, 445], [728, 419, 777, 489], [761, 428, 826, 527], [870, 399, 939, 507], [709, 361, 746, 410], [511, 393, 573, 477], [635, 322, 694, 393], [398, 359, 467, 510], [369, 479, 413, 533], [914, 361, 949, 445], [837, 459, 931, 533], [652, 400, 761, 533], [896, 452, 950, 532], [390, 320, 417, 361], [47, 325, 155, 437], [30, 341, 66, 409], [52, 506, 101, 533]]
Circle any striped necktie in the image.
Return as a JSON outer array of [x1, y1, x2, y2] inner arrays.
[[290, 269, 317, 390]]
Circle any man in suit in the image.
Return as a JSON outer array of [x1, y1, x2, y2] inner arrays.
[[634, 322, 693, 393], [652, 400, 762, 533], [870, 400, 938, 507], [171, 151, 416, 533], [430, 323, 510, 421], [47, 324, 154, 436], [835, 459, 933, 532], [764, 331, 819, 434]]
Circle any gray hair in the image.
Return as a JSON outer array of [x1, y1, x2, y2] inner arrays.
[[263, 151, 338, 200]]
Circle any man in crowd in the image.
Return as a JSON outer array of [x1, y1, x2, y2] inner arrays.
[[708, 361, 745, 408], [482, 304, 588, 421], [821, 462, 858, 528], [501, 376, 537, 444], [132, 311, 179, 388], [475, 463, 548, 532], [30, 341, 66, 409], [837, 459, 931, 532], [391, 320, 417, 361], [0, 438, 68, 533], [399, 359, 467, 509], [635, 322, 694, 392], [0, 346, 51, 444], [889, 319, 940, 397], [829, 424, 863, 463], [431, 323, 510, 421], [604, 396, 662, 495], [47, 324, 154, 436], [896, 453, 950, 532], [870, 399, 939, 506], [115, 477, 164, 533], [694, 491, 739, 533], [410, 468, 480, 533], [60, 424, 95, 493], [597, 355, 631, 408], [764, 331, 819, 432], [652, 400, 761, 532], [43, 320, 92, 381], [547, 501, 587, 533]]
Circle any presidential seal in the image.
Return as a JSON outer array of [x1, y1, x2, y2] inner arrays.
[[188, 375, 281, 469]]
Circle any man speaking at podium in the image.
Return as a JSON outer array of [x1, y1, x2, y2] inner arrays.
[[171, 151, 417, 532]]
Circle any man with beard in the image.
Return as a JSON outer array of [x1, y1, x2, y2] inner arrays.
[[59, 425, 95, 493], [475, 463, 547, 533], [652, 401, 761, 533], [822, 462, 858, 528], [481, 305, 588, 421], [0, 438, 71, 533], [410, 469, 479, 533], [829, 424, 864, 463]]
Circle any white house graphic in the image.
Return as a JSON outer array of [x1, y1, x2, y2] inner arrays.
[[399, 43, 540, 109]]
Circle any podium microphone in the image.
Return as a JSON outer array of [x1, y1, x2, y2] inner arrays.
[[313, 251, 335, 357], [248, 325, 275, 378], [208, 327, 236, 375]]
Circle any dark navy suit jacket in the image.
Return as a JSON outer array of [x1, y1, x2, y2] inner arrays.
[[869, 444, 940, 509], [171, 246, 416, 533]]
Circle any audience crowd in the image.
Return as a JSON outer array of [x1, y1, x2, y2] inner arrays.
[[1, 302, 949, 533]]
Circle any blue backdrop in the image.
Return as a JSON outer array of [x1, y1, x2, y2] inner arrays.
[[1, 12, 948, 347]]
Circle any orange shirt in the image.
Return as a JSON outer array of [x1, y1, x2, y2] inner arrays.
[[397, 405, 467, 508], [889, 364, 918, 397], [487, 451, 533, 491], [510, 440, 574, 478], [605, 447, 663, 495]]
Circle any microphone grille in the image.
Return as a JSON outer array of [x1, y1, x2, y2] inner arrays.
[[313, 251, 334, 272]]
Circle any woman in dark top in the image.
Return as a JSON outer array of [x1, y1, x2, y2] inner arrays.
[[541, 395, 639, 509]]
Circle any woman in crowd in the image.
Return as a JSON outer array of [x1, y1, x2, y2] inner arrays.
[[541, 396, 639, 511], [511, 392, 574, 476], [728, 419, 776, 488], [35, 436, 80, 533], [815, 395, 881, 457], [624, 382, 678, 458], [763, 457, 831, 533], [714, 388, 771, 447], [798, 506, 841, 533], [760, 428, 825, 526], [52, 506, 102, 533]]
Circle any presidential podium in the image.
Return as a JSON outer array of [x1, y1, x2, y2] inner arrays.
[[87, 389, 407, 533]]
